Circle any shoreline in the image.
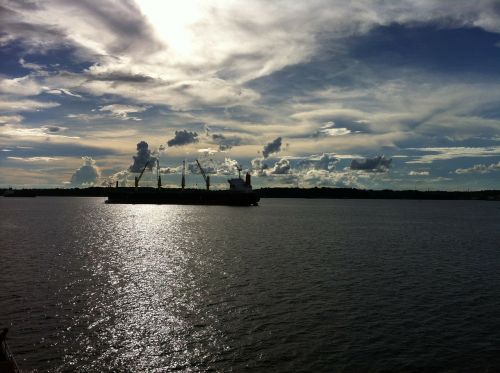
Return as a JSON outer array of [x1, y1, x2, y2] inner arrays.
[[2, 187, 499, 201]]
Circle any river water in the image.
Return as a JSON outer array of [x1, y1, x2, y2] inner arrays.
[[1, 197, 500, 372]]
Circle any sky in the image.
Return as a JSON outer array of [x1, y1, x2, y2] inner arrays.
[[1, 0, 500, 190]]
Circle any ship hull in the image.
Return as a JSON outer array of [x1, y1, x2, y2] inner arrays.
[[106, 188, 259, 206]]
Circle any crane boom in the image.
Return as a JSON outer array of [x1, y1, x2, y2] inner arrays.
[[135, 160, 151, 188], [196, 159, 210, 190]]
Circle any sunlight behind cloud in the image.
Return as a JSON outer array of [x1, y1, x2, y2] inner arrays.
[[137, 0, 202, 60]]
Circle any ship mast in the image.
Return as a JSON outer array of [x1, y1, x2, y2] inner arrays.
[[157, 158, 161, 189], [181, 160, 186, 190]]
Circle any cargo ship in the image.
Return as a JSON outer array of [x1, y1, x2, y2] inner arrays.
[[106, 160, 259, 206]]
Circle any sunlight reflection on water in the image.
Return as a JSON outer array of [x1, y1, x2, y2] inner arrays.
[[67, 204, 227, 371]]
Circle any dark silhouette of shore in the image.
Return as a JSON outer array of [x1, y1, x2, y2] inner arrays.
[[258, 187, 500, 200], [2, 187, 499, 200]]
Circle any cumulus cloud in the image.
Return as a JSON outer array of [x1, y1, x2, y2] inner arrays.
[[270, 158, 291, 174], [262, 137, 282, 158], [301, 169, 365, 188], [107, 170, 129, 187], [167, 130, 199, 147], [129, 141, 156, 173], [297, 153, 338, 172], [251, 157, 269, 176], [455, 161, 500, 174], [350, 155, 392, 172], [187, 160, 216, 175], [70, 156, 99, 186], [215, 158, 241, 175]]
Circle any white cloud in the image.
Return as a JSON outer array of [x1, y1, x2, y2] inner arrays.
[[19, 58, 46, 71], [0, 114, 23, 124], [2, 1, 500, 188], [66, 113, 107, 121], [99, 104, 148, 121], [7, 156, 61, 162], [0, 124, 79, 139], [455, 161, 500, 174], [0, 98, 59, 112], [408, 170, 430, 176], [46, 88, 82, 98], [407, 147, 500, 164], [3, 0, 500, 111]]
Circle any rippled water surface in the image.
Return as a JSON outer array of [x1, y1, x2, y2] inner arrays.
[[1, 197, 500, 372]]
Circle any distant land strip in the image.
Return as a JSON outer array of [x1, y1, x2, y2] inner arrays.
[[2, 187, 500, 201]]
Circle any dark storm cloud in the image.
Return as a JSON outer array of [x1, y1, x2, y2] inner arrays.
[[167, 130, 199, 147], [129, 141, 156, 173], [212, 133, 242, 151], [70, 156, 99, 186], [262, 137, 282, 158], [350, 155, 392, 172]]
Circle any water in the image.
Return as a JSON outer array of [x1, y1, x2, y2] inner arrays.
[[1, 197, 500, 372]]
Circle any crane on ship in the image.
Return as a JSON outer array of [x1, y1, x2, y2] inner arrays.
[[196, 159, 210, 190], [134, 160, 150, 189], [134, 159, 161, 189]]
